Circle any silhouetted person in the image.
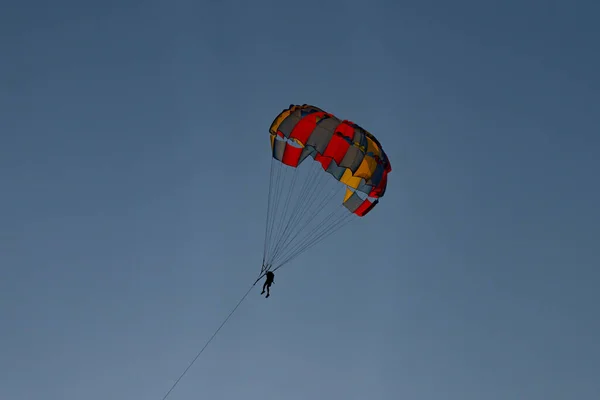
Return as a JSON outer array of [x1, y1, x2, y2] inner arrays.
[[261, 271, 275, 298]]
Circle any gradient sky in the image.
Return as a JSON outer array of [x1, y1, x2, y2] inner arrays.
[[1, 1, 599, 399]]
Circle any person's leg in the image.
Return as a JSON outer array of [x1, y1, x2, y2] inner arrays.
[[266, 283, 271, 298], [261, 281, 267, 294]]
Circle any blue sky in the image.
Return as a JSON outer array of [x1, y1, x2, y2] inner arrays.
[[1, 0, 599, 399]]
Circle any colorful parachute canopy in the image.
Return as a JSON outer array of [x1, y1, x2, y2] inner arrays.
[[269, 104, 391, 216], [261, 104, 391, 273]]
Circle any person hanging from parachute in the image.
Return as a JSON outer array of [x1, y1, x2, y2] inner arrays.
[[261, 271, 275, 298]]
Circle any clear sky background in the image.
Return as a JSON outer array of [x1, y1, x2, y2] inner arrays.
[[1, 1, 599, 399]]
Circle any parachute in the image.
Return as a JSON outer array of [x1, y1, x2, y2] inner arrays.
[[159, 104, 392, 400], [260, 104, 391, 274]]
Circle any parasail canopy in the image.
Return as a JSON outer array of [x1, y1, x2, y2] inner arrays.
[[261, 104, 392, 275]]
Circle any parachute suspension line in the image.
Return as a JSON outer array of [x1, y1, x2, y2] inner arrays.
[[160, 279, 259, 400], [264, 160, 281, 264], [267, 163, 301, 264], [262, 155, 360, 272], [265, 159, 324, 266], [274, 207, 356, 271], [273, 206, 354, 271], [273, 206, 342, 267], [269, 181, 342, 265], [268, 159, 294, 261], [262, 157, 277, 267], [263, 157, 286, 266], [268, 161, 329, 264], [263, 160, 285, 266], [263, 156, 305, 267]]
